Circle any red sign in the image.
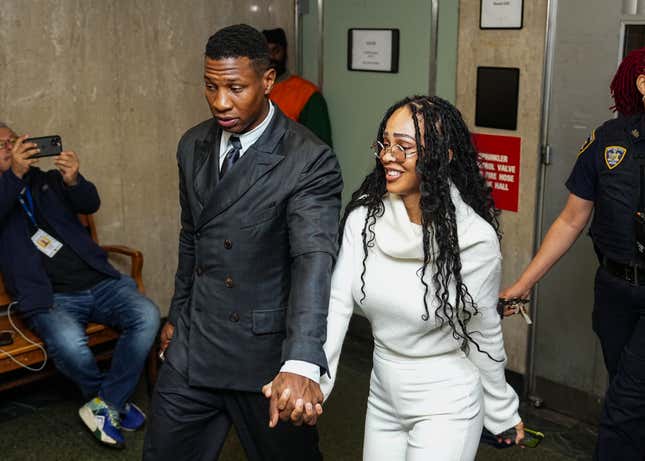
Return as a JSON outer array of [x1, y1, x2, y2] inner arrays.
[[472, 133, 521, 212]]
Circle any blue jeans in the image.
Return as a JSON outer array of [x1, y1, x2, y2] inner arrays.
[[28, 275, 160, 413]]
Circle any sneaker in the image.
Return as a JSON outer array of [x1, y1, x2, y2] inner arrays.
[[120, 402, 146, 431], [78, 397, 124, 448]]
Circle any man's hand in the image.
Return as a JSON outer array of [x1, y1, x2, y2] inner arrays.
[[159, 321, 175, 355], [54, 151, 80, 186], [10, 135, 39, 178], [262, 372, 323, 428]]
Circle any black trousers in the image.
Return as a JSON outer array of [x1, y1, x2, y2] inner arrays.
[[592, 267, 645, 461], [143, 362, 323, 461]]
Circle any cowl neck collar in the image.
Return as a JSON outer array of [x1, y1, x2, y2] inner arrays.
[[374, 184, 472, 260]]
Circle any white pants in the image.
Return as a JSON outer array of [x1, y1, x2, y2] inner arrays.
[[363, 349, 483, 461]]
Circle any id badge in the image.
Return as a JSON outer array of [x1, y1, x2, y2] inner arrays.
[[31, 229, 63, 258]]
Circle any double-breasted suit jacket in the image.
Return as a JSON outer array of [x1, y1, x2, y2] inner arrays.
[[165, 108, 343, 392]]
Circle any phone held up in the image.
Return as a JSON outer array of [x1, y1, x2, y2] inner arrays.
[[25, 135, 63, 159]]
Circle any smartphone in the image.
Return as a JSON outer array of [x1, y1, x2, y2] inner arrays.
[[521, 428, 545, 448], [25, 135, 63, 158], [0, 331, 13, 347]]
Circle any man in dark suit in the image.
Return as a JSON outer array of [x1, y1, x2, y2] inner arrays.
[[143, 24, 342, 461]]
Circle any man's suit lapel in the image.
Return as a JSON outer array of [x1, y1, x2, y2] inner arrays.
[[193, 123, 222, 208], [196, 111, 288, 230]]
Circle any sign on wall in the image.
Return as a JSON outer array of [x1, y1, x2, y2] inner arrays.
[[347, 28, 399, 73], [472, 133, 521, 212], [480, 0, 524, 29]]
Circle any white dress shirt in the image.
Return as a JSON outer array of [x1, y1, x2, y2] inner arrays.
[[219, 101, 275, 168]]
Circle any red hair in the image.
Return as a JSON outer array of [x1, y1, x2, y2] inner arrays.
[[610, 47, 645, 115]]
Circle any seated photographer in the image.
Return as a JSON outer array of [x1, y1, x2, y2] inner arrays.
[[0, 122, 160, 449]]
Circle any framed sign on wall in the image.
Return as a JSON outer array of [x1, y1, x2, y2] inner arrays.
[[480, 0, 523, 29], [347, 28, 399, 73]]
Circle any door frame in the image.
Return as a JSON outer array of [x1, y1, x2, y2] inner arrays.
[[525, 0, 558, 406], [619, 18, 645, 60]]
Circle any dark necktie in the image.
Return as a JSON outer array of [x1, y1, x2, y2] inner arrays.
[[219, 136, 242, 179]]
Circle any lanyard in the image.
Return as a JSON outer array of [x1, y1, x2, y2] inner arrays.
[[18, 188, 37, 227]]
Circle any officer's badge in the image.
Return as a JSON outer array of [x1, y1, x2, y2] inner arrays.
[[578, 130, 595, 157], [632, 128, 640, 138], [604, 146, 627, 170]]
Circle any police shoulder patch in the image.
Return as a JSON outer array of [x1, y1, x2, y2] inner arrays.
[[577, 130, 596, 157], [604, 145, 627, 170]]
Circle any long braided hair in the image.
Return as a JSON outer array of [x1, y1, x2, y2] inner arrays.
[[340, 95, 500, 359], [610, 47, 645, 116]]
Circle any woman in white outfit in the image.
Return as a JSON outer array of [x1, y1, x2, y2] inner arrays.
[[320, 96, 524, 460]]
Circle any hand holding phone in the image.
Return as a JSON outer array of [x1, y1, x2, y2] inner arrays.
[[54, 151, 80, 186], [26, 135, 63, 159], [497, 426, 544, 448], [10, 135, 40, 179]]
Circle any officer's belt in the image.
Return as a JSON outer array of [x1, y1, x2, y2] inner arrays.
[[602, 256, 645, 286]]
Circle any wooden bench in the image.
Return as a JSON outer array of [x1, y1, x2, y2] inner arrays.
[[0, 214, 158, 392]]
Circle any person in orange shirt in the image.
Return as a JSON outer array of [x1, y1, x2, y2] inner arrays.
[[262, 28, 333, 147]]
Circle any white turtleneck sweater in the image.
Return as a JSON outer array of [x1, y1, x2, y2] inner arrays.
[[321, 187, 521, 435]]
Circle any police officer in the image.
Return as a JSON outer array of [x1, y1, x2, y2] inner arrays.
[[501, 47, 645, 460]]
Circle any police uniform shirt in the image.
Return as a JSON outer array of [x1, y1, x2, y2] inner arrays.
[[565, 114, 642, 265]]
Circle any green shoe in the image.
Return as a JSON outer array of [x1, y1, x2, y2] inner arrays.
[[78, 397, 125, 448]]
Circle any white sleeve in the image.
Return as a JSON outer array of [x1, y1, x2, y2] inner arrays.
[[319, 212, 358, 401], [466, 253, 521, 435], [280, 360, 320, 383]]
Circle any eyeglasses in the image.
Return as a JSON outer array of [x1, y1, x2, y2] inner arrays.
[[0, 138, 16, 150], [370, 140, 417, 163]]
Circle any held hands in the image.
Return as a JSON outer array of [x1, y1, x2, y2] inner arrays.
[[262, 372, 324, 428], [54, 151, 80, 186], [10, 135, 39, 178]]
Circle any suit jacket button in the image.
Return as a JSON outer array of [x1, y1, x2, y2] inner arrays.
[[229, 312, 240, 322], [224, 239, 232, 249], [225, 276, 234, 288], [195, 232, 201, 240], [196, 266, 204, 276]]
